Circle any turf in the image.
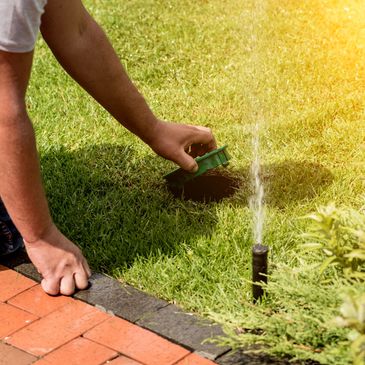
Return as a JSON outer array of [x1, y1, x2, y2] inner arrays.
[[29, 0, 365, 363]]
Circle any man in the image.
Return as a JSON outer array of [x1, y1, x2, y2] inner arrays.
[[0, 0, 216, 296]]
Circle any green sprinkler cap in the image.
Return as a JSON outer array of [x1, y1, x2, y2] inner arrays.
[[164, 145, 231, 188]]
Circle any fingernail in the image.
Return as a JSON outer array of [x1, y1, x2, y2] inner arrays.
[[191, 165, 199, 173]]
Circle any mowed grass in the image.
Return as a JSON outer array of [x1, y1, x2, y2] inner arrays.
[[28, 0, 365, 363]]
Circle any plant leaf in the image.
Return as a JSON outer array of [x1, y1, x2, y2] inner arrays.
[[345, 250, 365, 260], [319, 256, 337, 274]]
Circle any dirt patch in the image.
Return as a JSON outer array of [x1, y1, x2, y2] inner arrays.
[[168, 171, 240, 203]]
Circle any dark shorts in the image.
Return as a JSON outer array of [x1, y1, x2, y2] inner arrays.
[[0, 199, 23, 256]]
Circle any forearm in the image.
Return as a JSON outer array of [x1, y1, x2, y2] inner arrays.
[[0, 111, 52, 242], [41, 9, 158, 144], [39, 0, 216, 173]]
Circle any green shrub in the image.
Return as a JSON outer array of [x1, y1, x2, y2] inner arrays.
[[302, 205, 365, 278], [303, 205, 365, 364], [336, 293, 365, 365]]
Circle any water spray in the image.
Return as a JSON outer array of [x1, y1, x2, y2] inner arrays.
[[250, 122, 269, 303]]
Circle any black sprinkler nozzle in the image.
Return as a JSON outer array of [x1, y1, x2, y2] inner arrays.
[[252, 243, 269, 303]]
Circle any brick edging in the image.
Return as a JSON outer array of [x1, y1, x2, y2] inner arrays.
[[1, 250, 319, 365], [1, 250, 231, 362]]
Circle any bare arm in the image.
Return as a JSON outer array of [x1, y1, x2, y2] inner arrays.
[[40, 0, 216, 171], [0, 51, 51, 242], [0, 51, 90, 295]]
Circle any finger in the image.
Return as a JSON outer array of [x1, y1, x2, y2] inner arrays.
[[74, 270, 89, 290], [192, 127, 217, 151], [83, 260, 92, 278], [175, 150, 199, 172], [59, 275, 76, 296], [41, 277, 60, 296]]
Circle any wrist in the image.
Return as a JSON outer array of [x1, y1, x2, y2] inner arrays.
[[23, 220, 56, 246], [139, 117, 162, 147]]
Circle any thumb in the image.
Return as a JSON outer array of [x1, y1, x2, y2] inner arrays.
[[175, 150, 199, 172]]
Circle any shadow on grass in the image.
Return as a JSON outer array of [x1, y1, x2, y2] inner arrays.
[[38, 144, 333, 273], [262, 160, 334, 209], [200, 160, 333, 209], [39, 144, 222, 273]]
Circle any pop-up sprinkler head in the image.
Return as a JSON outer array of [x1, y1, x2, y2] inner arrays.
[[252, 243, 269, 303]]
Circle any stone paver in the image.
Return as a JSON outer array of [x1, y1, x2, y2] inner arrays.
[[13, 262, 43, 283], [0, 265, 36, 302], [103, 356, 144, 365], [8, 284, 72, 317], [84, 316, 190, 365], [32, 337, 117, 365], [75, 273, 169, 322], [0, 303, 38, 339], [6, 300, 109, 356], [175, 353, 217, 365], [137, 304, 230, 360], [0, 342, 37, 365]]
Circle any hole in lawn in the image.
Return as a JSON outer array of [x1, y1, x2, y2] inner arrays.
[[168, 171, 239, 203]]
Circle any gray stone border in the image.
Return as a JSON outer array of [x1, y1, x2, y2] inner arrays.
[[1, 250, 319, 365]]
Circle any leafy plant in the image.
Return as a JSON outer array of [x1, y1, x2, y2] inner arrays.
[[302, 204, 365, 278], [303, 205, 365, 364], [336, 293, 365, 365]]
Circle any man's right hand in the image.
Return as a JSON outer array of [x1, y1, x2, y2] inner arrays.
[[24, 224, 91, 296]]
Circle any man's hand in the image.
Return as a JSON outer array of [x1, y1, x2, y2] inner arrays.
[[148, 120, 217, 172], [24, 224, 91, 296]]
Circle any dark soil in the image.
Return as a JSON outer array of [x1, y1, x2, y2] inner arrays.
[[168, 171, 240, 203]]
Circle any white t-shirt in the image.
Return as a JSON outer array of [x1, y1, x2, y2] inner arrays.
[[0, 0, 48, 53]]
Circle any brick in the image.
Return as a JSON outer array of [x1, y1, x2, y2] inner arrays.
[[0, 342, 37, 365], [8, 284, 72, 317], [137, 304, 230, 360], [6, 300, 109, 356], [32, 337, 117, 365], [0, 266, 37, 301], [84, 316, 190, 365], [175, 353, 216, 365], [75, 273, 168, 322], [28, 359, 50, 365], [103, 356, 144, 365], [0, 303, 38, 339]]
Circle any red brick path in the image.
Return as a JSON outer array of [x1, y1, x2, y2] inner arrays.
[[0, 265, 215, 365]]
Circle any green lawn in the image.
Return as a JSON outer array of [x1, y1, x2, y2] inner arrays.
[[29, 0, 365, 363]]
